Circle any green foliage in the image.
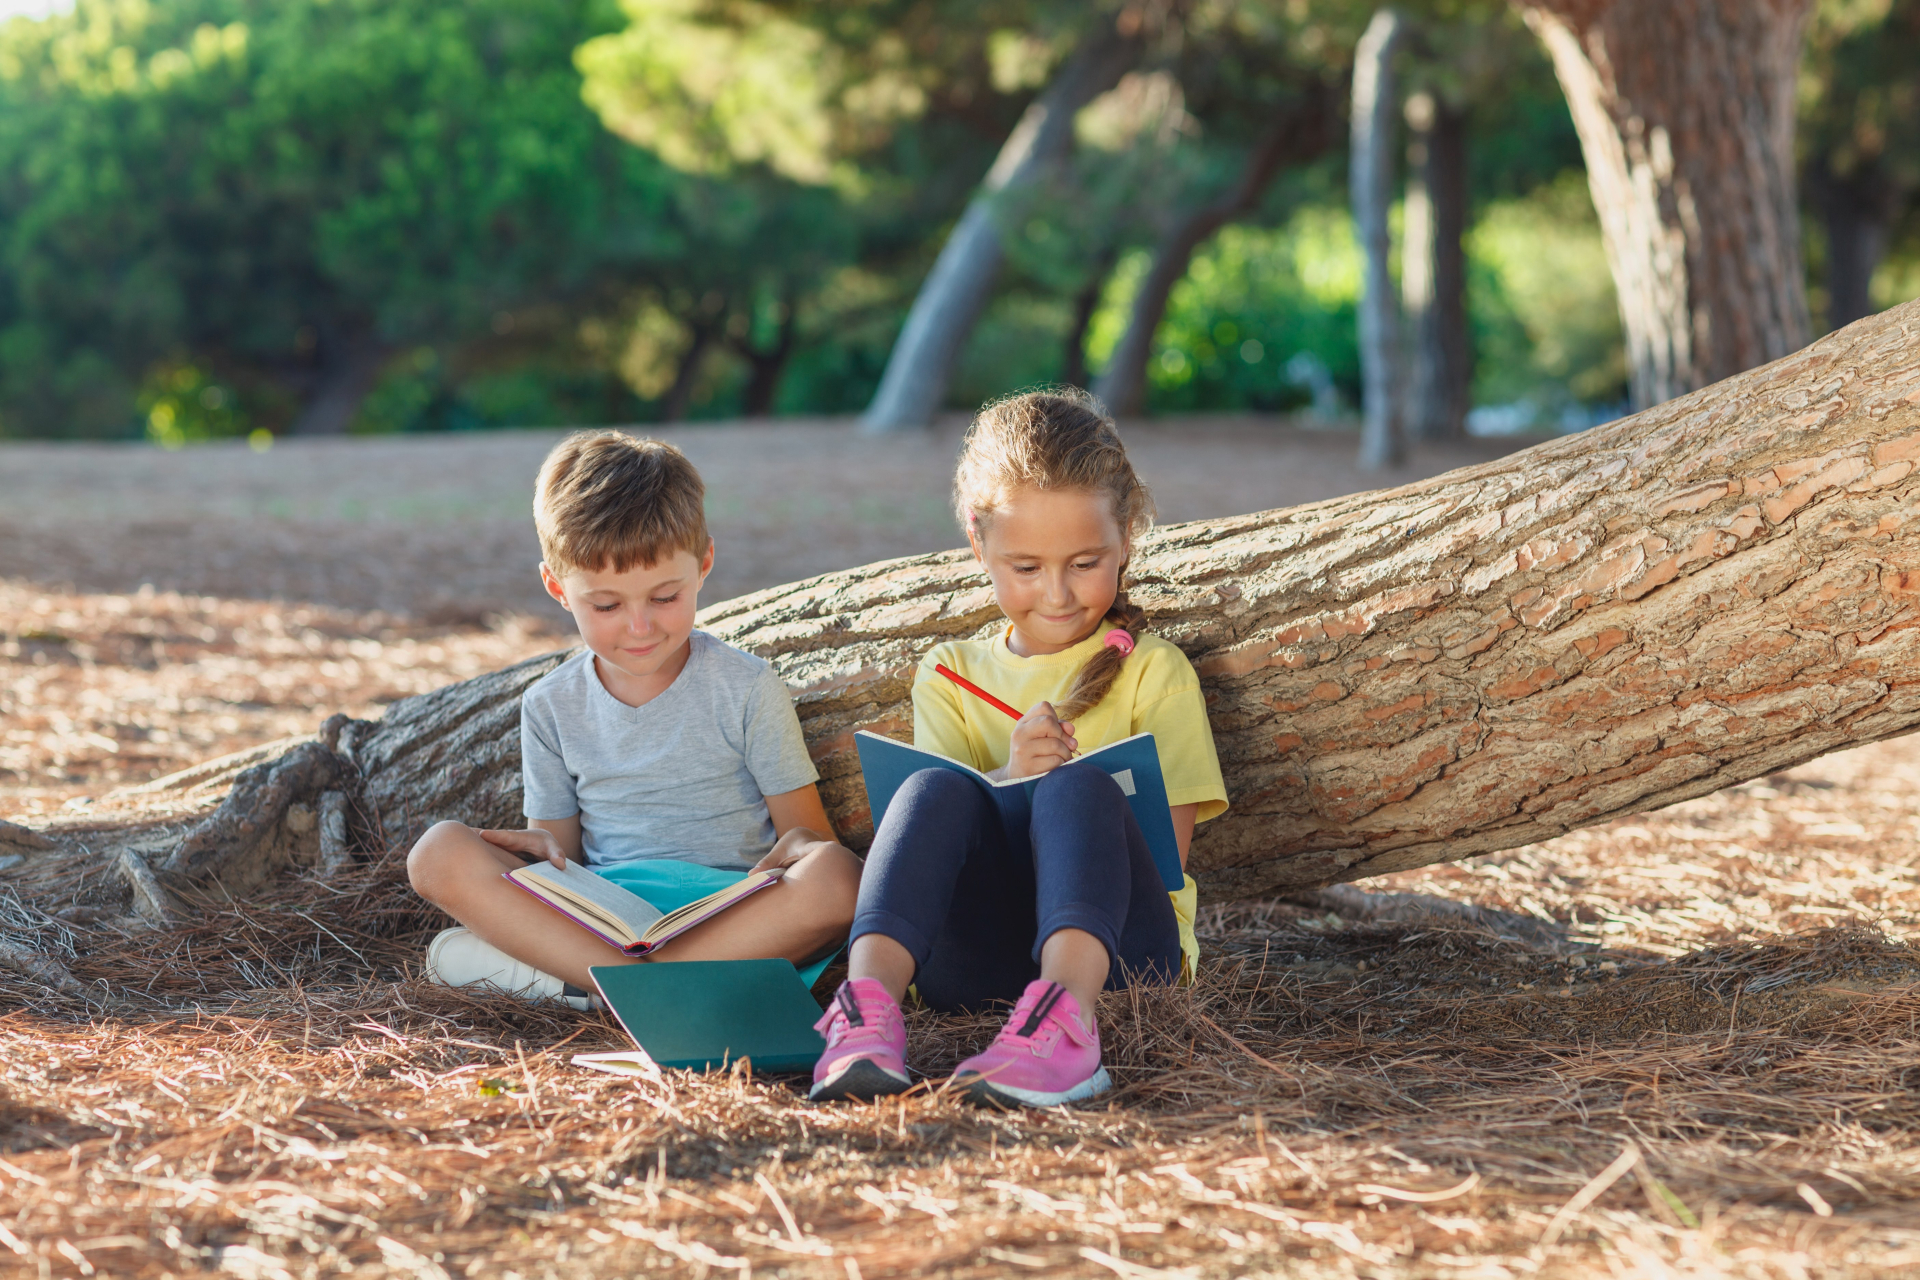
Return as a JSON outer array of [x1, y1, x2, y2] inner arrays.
[[1466, 172, 1626, 410], [1117, 209, 1362, 414], [577, 0, 931, 188], [2, 0, 1884, 438], [0, 0, 677, 437], [139, 362, 249, 448]]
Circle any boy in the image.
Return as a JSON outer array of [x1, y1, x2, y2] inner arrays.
[[408, 431, 860, 1006]]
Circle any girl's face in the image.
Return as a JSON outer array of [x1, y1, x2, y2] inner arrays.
[[968, 486, 1126, 656]]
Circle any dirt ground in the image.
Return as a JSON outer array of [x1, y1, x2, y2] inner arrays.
[[5, 418, 1920, 1279], [0, 417, 1530, 617]]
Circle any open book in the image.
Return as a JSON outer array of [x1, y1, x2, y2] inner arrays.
[[854, 730, 1186, 891], [504, 859, 782, 956]]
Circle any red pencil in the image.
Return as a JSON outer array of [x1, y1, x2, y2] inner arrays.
[[934, 663, 1023, 721]]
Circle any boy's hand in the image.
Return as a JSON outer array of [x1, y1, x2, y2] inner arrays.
[[751, 826, 824, 874], [479, 827, 570, 870], [1006, 701, 1077, 779]]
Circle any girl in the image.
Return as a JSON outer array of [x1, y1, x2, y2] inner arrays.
[[811, 390, 1228, 1107]]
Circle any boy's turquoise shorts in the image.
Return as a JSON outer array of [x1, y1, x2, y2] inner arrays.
[[597, 858, 838, 988]]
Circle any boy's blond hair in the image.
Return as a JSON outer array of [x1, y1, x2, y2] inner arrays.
[[534, 431, 709, 575]]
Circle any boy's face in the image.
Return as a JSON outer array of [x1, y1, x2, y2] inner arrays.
[[541, 543, 713, 688]]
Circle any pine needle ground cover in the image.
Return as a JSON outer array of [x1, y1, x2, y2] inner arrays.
[[6, 614, 1920, 1277]]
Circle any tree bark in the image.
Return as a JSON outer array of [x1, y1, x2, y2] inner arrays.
[[859, 16, 1143, 432], [1353, 9, 1407, 471], [1516, 0, 1813, 411], [1091, 90, 1336, 418], [15, 301, 1920, 938], [1402, 92, 1470, 442]]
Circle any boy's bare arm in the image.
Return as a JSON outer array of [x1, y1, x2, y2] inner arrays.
[[478, 816, 584, 869], [764, 785, 837, 842], [754, 785, 843, 872]]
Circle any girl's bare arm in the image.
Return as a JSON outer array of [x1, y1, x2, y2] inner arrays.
[[1171, 803, 1197, 870]]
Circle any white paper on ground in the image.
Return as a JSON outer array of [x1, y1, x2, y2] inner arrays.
[[572, 1050, 662, 1079]]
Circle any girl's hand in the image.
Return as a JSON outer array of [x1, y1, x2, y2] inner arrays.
[[1007, 700, 1078, 778], [479, 826, 570, 870]]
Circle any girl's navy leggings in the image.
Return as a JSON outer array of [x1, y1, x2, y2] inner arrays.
[[849, 761, 1183, 1013]]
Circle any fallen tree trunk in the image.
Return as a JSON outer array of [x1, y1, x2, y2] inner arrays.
[[14, 302, 1920, 918], [717, 302, 1920, 898]]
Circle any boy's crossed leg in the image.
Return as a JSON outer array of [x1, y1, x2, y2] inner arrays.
[[408, 821, 860, 992]]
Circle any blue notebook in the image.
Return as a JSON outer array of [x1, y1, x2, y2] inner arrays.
[[854, 730, 1186, 891]]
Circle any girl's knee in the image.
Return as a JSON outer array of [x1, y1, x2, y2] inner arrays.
[[1033, 760, 1120, 803], [898, 766, 985, 809]]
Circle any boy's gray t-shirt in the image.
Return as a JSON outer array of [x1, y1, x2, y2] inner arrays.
[[519, 631, 818, 870]]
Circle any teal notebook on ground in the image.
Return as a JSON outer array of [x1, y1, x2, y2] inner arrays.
[[586, 959, 826, 1073], [854, 730, 1185, 891]]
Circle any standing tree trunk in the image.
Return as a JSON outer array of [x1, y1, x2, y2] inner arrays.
[[18, 299, 1920, 958], [1353, 8, 1407, 471], [859, 16, 1143, 432], [1402, 92, 1471, 442], [1517, 0, 1813, 411], [1091, 90, 1336, 418], [659, 322, 717, 423], [288, 335, 390, 436], [730, 297, 799, 418], [1810, 155, 1895, 332], [1062, 247, 1118, 391]]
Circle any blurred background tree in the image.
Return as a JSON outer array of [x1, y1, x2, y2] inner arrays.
[[1800, 0, 1920, 334], [0, 0, 1913, 441]]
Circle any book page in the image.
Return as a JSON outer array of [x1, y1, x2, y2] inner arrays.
[[511, 861, 664, 946], [640, 869, 781, 946]]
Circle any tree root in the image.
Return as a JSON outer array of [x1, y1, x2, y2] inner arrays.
[[162, 741, 352, 886], [0, 940, 121, 1010], [117, 849, 186, 927]]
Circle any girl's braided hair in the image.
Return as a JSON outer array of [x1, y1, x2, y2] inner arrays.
[[954, 388, 1154, 722]]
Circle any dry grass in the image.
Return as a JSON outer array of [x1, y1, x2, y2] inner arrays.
[[6, 739, 1920, 1279]]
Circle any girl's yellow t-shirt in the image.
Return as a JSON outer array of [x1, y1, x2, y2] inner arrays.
[[912, 625, 1229, 979]]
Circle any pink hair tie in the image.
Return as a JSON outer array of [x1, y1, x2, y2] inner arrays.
[[1102, 628, 1135, 655]]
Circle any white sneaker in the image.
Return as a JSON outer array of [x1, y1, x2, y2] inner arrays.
[[423, 927, 601, 1011]]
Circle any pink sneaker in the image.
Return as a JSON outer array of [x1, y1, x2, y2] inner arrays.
[[810, 978, 911, 1102], [953, 981, 1110, 1108]]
